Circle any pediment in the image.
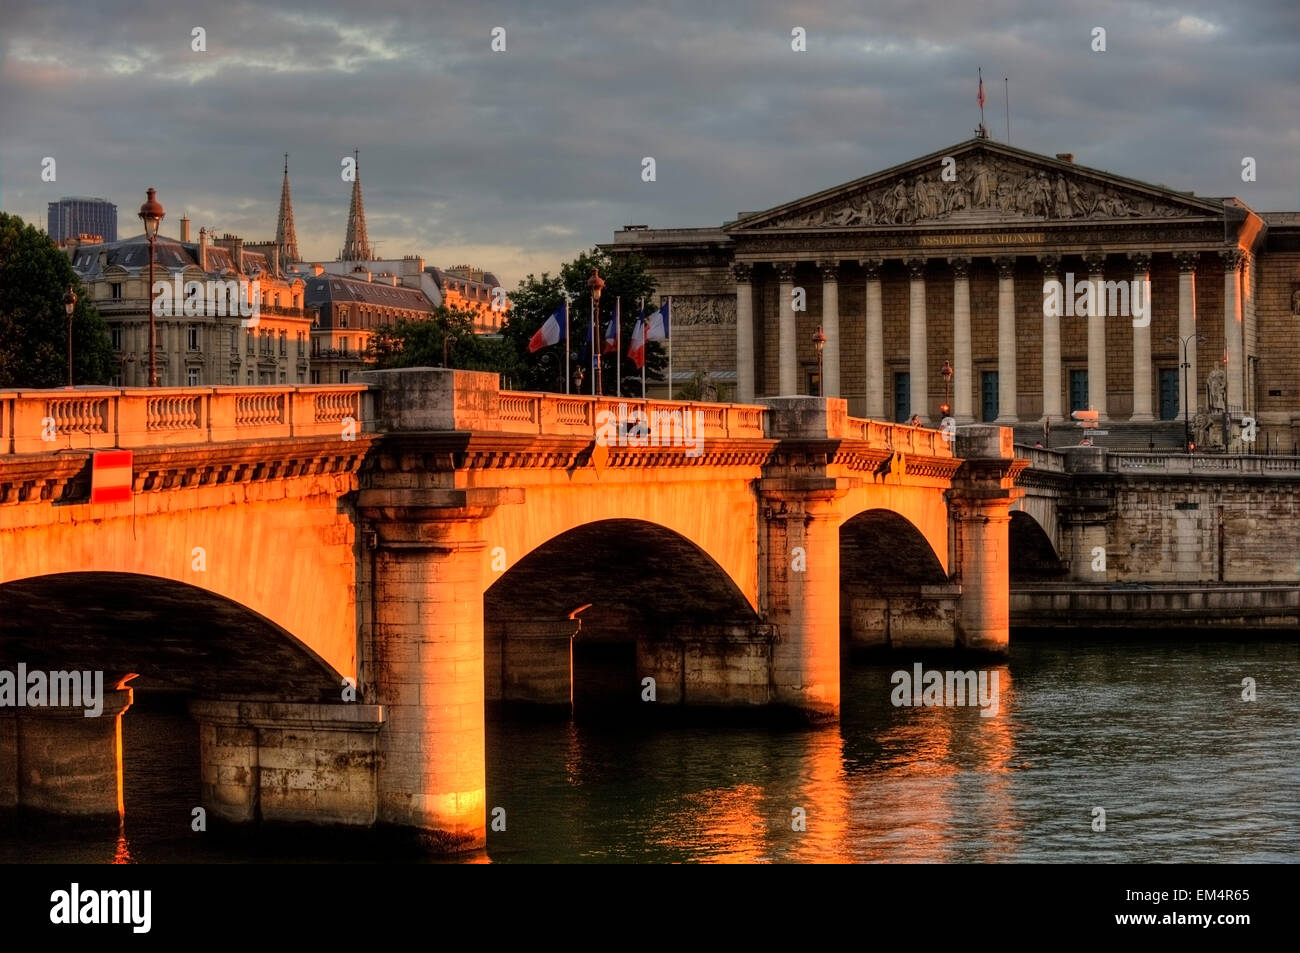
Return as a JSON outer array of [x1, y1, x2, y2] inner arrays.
[[727, 140, 1224, 231]]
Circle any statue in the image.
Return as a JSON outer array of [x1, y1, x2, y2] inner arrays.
[[699, 373, 719, 402], [1207, 367, 1227, 413]]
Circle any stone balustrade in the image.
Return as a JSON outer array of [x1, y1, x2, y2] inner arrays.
[[0, 385, 368, 454], [1106, 452, 1300, 475]]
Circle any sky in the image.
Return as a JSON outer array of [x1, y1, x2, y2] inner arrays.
[[1, 0, 1297, 290]]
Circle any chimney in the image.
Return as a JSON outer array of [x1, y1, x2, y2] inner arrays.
[[1056, 153, 1075, 163], [198, 227, 209, 271], [180, 216, 191, 242]]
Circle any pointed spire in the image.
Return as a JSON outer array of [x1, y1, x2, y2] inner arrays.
[[340, 148, 373, 261], [275, 153, 300, 267]]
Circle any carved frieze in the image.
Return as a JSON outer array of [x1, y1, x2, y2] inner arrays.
[[669, 294, 737, 326]]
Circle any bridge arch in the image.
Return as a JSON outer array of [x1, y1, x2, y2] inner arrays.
[[1009, 510, 1066, 581]]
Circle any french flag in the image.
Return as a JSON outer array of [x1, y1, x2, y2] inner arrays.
[[528, 302, 567, 353], [646, 299, 670, 341], [628, 310, 646, 369], [603, 299, 619, 354]]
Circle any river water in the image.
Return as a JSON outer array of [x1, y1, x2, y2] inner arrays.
[[2, 637, 1296, 863]]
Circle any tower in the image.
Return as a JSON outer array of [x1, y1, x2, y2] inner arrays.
[[340, 148, 373, 261], [275, 153, 301, 266]]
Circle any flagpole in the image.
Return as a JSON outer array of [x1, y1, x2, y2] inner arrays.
[[615, 297, 622, 398], [639, 297, 646, 399], [590, 295, 596, 395], [564, 298, 570, 394], [1004, 76, 1011, 143], [667, 296, 673, 401]]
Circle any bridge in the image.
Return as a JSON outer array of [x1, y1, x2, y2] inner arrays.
[[0, 372, 1026, 851]]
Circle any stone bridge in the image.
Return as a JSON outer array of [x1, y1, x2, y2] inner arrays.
[[0, 372, 1023, 851]]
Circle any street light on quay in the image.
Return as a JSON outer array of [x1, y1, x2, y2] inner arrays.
[[940, 358, 954, 422], [1166, 333, 1206, 453], [812, 325, 826, 396], [63, 286, 77, 388], [137, 188, 165, 387], [588, 267, 605, 396]]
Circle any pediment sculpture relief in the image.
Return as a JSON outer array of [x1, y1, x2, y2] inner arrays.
[[772, 156, 1196, 228]]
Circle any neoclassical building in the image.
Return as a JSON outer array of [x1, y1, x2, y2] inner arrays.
[[607, 138, 1300, 448]]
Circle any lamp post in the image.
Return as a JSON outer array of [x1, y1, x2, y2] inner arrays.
[[137, 188, 165, 386], [940, 358, 953, 423], [63, 286, 77, 388], [812, 326, 826, 396], [588, 268, 605, 396], [1167, 333, 1206, 453]]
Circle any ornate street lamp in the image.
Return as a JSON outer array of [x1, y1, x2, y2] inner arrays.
[[63, 286, 77, 388], [940, 358, 953, 421], [1167, 334, 1206, 453], [137, 188, 165, 386], [812, 326, 826, 396], [588, 267, 605, 396]]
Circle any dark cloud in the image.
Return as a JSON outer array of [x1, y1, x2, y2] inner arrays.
[[1, 0, 1296, 288]]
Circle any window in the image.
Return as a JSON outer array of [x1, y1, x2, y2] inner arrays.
[[1159, 368, 1180, 420], [312, 338, 320, 356], [246, 370, 254, 385], [298, 372, 305, 384], [340, 338, 348, 355], [187, 367, 200, 386], [110, 326, 122, 350], [893, 372, 910, 423], [1069, 369, 1089, 413], [246, 332, 254, 355], [188, 325, 199, 350], [279, 371, 286, 383], [340, 369, 350, 383], [279, 331, 287, 356], [340, 310, 349, 328], [230, 328, 238, 352], [230, 372, 238, 385], [981, 371, 999, 423], [310, 369, 321, 384], [110, 282, 123, 300]]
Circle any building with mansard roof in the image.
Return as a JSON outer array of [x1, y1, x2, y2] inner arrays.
[[606, 138, 1300, 451]]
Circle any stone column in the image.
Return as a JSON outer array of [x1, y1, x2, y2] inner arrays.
[[906, 258, 927, 421], [819, 261, 840, 398], [862, 259, 885, 418], [777, 262, 797, 396], [1175, 253, 1199, 418], [950, 257, 974, 423], [734, 262, 755, 402], [1129, 252, 1154, 421], [995, 257, 1017, 424], [1085, 253, 1108, 417], [1040, 255, 1063, 424], [950, 426, 1024, 652], [1222, 249, 1244, 411]]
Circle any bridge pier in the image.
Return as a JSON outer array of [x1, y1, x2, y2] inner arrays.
[[950, 426, 1026, 652], [637, 623, 778, 706], [0, 687, 132, 816]]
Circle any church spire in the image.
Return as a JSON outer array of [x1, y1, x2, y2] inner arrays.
[[275, 153, 301, 267], [340, 148, 374, 261]]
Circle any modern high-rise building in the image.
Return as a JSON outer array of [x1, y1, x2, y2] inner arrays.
[[47, 196, 117, 243]]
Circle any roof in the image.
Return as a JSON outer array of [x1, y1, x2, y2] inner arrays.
[[70, 234, 246, 277], [302, 274, 434, 311]]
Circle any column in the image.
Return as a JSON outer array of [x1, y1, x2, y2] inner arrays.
[[862, 259, 885, 418], [1085, 253, 1108, 417], [819, 261, 840, 398], [1222, 249, 1244, 411], [950, 257, 974, 423], [734, 262, 755, 402], [906, 258, 927, 421], [995, 256, 1017, 423], [1175, 253, 1199, 418], [777, 262, 796, 396], [1129, 252, 1154, 421], [1040, 255, 1063, 424]]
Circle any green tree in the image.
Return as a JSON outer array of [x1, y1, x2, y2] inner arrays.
[[368, 305, 521, 380], [501, 247, 664, 394], [0, 212, 111, 388]]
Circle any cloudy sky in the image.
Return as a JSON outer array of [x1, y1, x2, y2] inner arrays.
[[2, 0, 1297, 289]]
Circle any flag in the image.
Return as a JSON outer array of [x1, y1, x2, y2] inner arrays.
[[528, 303, 567, 353], [577, 315, 593, 366], [977, 70, 985, 108], [646, 300, 670, 341], [603, 309, 618, 354], [628, 311, 646, 369]]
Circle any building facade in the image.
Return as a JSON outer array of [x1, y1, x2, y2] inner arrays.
[[48, 197, 117, 244], [607, 138, 1300, 449], [426, 265, 509, 333]]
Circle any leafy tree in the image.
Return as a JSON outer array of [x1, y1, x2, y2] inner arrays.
[[368, 304, 520, 380], [0, 213, 111, 388], [500, 247, 665, 394]]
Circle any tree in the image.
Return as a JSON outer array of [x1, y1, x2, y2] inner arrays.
[[0, 213, 111, 388], [500, 247, 665, 394], [368, 304, 520, 380]]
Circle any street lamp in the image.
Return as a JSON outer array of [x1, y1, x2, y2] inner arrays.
[[573, 364, 585, 395], [587, 267, 605, 396], [1167, 333, 1206, 453], [812, 326, 826, 396], [63, 286, 77, 388], [940, 359, 953, 422], [137, 188, 165, 386]]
